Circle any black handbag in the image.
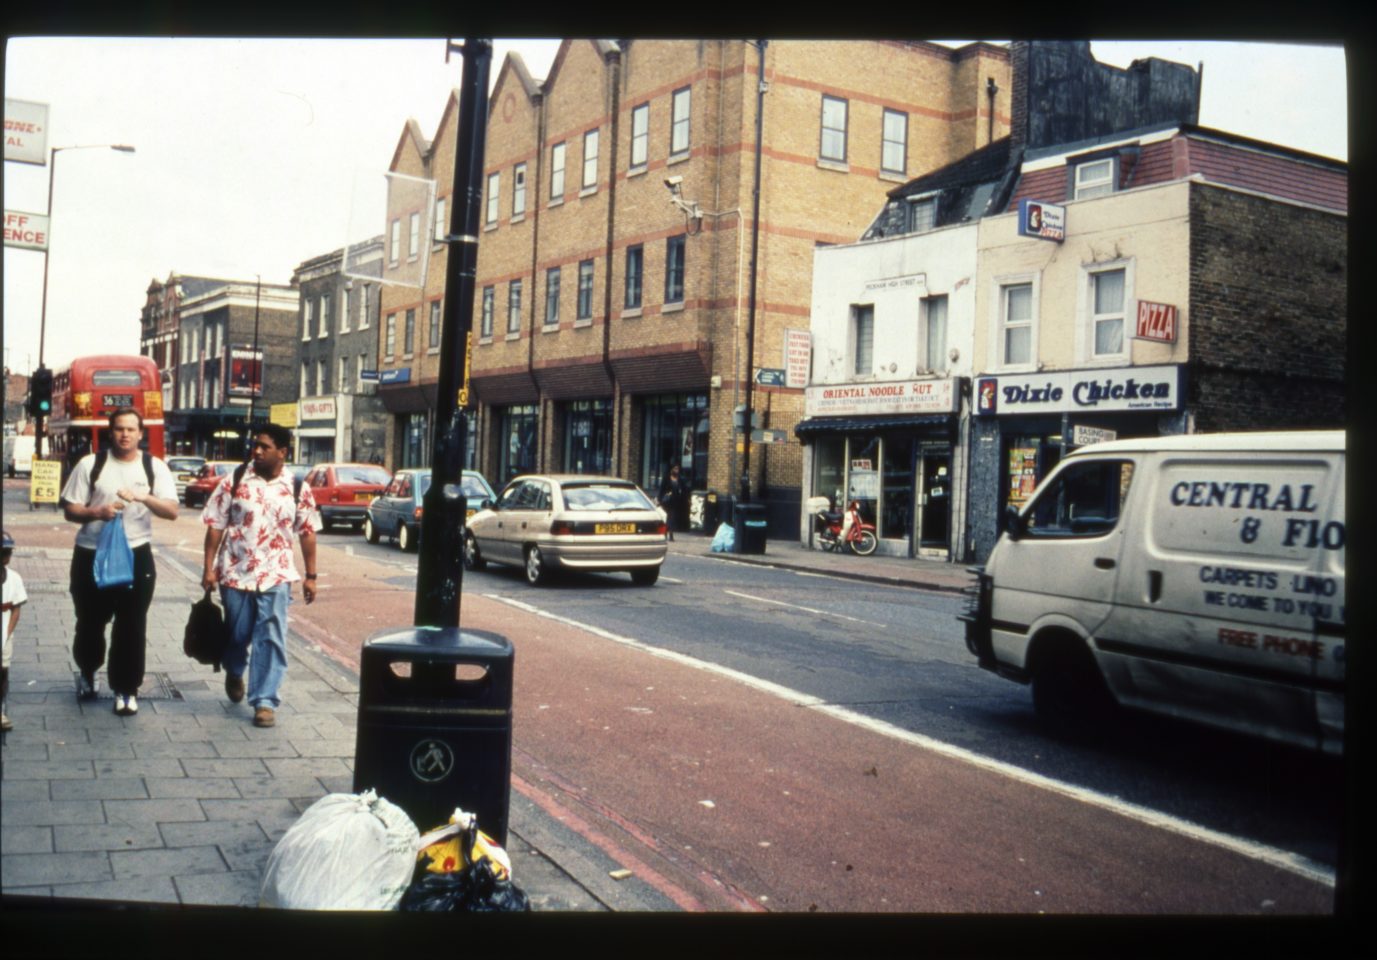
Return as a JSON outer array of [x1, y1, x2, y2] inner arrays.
[[183, 590, 228, 672]]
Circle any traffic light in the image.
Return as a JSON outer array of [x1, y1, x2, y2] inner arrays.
[[27, 366, 53, 418]]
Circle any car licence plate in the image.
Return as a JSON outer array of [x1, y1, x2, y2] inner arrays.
[[355, 493, 373, 503], [594, 522, 636, 534]]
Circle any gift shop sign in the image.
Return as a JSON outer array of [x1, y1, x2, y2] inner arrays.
[[300, 397, 337, 421], [805, 378, 956, 417], [975, 365, 1181, 416]]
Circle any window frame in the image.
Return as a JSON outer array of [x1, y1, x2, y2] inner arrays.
[[630, 103, 649, 171], [577, 260, 595, 320], [429, 299, 442, 351], [545, 266, 561, 327], [385, 312, 397, 359], [550, 142, 566, 202], [665, 235, 686, 305], [851, 303, 874, 377], [995, 278, 1038, 370], [507, 279, 523, 336], [625, 244, 644, 310], [434, 196, 447, 243], [389, 218, 401, 265], [1072, 157, 1116, 200], [513, 162, 527, 218], [404, 308, 415, 357], [340, 288, 352, 334], [318, 293, 330, 339], [480, 286, 495, 340], [820, 95, 849, 164], [408, 212, 420, 261], [881, 108, 908, 175], [906, 194, 937, 234], [670, 86, 691, 158], [1024, 459, 1135, 540], [302, 298, 314, 341], [1079, 261, 1133, 363], [582, 129, 599, 191], [921, 294, 948, 373], [358, 283, 370, 330], [485, 171, 500, 225]]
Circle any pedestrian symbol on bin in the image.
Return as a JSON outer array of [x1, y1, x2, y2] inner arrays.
[[410, 739, 455, 783]]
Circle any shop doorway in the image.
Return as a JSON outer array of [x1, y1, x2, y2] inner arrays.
[[916, 452, 951, 552]]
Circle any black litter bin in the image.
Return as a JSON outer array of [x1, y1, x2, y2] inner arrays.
[[353, 626, 514, 845], [733, 501, 768, 554], [703, 490, 720, 534]]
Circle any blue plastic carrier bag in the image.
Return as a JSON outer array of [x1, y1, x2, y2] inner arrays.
[[709, 522, 735, 553], [93, 513, 135, 589]]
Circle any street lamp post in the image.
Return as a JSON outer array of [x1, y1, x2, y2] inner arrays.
[[34, 143, 135, 457]]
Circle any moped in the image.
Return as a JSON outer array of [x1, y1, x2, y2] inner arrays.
[[814, 499, 878, 555]]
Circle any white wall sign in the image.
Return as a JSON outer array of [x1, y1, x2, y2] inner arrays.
[[300, 396, 338, 421], [1072, 425, 1118, 446], [805, 378, 956, 417], [4, 99, 49, 165], [784, 329, 811, 388], [975, 364, 1182, 416], [3, 210, 48, 250]]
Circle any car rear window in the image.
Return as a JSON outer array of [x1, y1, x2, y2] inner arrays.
[[336, 466, 390, 485], [561, 483, 654, 512]]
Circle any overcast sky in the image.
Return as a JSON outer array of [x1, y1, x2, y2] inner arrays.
[[2, 38, 1347, 378]]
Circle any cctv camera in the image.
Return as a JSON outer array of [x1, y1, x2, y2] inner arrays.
[[664, 175, 683, 189]]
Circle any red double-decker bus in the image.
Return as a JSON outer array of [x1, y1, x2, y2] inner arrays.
[[46, 354, 165, 465]]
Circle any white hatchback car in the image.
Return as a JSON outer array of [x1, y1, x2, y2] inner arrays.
[[463, 474, 668, 586]]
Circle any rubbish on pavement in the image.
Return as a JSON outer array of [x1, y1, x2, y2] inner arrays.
[[608, 869, 633, 881], [710, 522, 735, 552], [399, 807, 530, 912], [258, 789, 420, 910]]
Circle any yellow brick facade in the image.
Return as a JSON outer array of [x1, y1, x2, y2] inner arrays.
[[377, 39, 1010, 525]]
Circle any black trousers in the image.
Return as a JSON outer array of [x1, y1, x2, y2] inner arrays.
[[70, 543, 156, 696]]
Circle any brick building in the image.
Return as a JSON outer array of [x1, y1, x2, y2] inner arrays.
[[290, 237, 389, 465], [377, 39, 1012, 533], [141, 274, 300, 458]]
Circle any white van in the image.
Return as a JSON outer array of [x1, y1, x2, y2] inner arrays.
[[9, 435, 35, 476], [962, 430, 1344, 754]]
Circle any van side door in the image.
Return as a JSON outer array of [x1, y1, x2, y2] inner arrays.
[[1105, 452, 1339, 749], [1313, 458, 1344, 753]]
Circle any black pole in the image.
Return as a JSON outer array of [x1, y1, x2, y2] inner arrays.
[[739, 39, 767, 503], [414, 38, 491, 629]]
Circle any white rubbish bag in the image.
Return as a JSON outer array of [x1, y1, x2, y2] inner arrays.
[[259, 789, 420, 910], [710, 522, 735, 552]]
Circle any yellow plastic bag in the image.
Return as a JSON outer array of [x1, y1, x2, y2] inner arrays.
[[416, 808, 511, 881]]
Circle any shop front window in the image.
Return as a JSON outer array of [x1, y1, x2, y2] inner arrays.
[[642, 393, 709, 495], [846, 434, 880, 527], [404, 412, 429, 468], [881, 434, 914, 540], [499, 404, 539, 483], [563, 399, 612, 475], [812, 435, 845, 508]]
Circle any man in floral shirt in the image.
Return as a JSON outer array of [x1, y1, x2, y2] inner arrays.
[[201, 424, 320, 728]]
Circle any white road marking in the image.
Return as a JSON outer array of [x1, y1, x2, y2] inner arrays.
[[723, 589, 886, 628], [488, 593, 1336, 889], [660, 576, 684, 584]]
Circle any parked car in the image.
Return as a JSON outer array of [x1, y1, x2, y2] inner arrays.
[[365, 469, 495, 552], [183, 460, 240, 507], [464, 474, 668, 586], [304, 462, 391, 531], [166, 455, 207, 504]]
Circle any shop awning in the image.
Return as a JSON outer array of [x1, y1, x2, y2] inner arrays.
[[793, 413, 952, 439]]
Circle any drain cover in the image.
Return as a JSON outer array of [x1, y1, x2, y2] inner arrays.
[[72, 671, 183, 701]]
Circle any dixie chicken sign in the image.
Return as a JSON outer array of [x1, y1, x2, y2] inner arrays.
[[976, 365, 1182, 416]]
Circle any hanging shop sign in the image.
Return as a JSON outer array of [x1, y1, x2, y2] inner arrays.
[[227, 348, 263, 397], [1072, 425, 1118, 446], [4, 99, 49, 165], [1018, 199, 1065, 242], [270, 402, 299, 428], [804, 378, 956, 418], [975, 364, 1181, 416], [3, 210, 48, 250], [1134, 300, 1178, 343], [785, 329, 812, 388], [379, 368, 411, 385]]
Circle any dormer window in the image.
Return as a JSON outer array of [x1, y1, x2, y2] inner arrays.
[[1073, 158, 1115, 199], [907, 195, 937, 234]]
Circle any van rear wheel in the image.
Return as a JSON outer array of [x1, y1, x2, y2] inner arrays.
[[1031, 637, 1117, 733]]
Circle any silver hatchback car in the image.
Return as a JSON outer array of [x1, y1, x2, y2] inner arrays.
[[463, 474, 668, 586]]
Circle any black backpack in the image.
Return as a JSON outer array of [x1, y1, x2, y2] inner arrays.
[[183, 590, 228, 672], [89, 449, 155, 490]]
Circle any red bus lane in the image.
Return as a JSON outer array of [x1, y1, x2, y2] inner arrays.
[[287, 548, 1334, 914]]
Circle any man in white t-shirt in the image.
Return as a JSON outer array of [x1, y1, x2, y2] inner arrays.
[[59, 408, 179, 717]]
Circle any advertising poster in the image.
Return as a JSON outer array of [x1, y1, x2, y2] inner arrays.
[[228, 349, 262, 397], [1008, 445, 1039, 507]]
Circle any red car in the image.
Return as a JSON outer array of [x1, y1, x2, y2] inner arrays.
[[304, 462, 390, 531], [183, 461, 240, 508]]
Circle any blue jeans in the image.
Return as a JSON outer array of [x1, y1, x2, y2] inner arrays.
[[220, 584, 291, 710]]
